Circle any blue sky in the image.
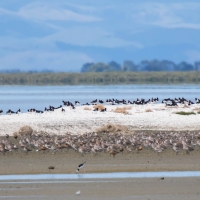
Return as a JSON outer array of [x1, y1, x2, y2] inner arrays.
[[1, 0, 200, 72]]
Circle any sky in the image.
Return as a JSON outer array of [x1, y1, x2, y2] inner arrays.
[[0, 0, 200, 72]]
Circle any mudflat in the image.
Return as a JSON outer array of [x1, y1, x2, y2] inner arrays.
[[0, 147, 200, 175], [0, 136, 200, 200], [0, 177, 200, 200]]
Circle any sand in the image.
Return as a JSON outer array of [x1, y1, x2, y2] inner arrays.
[[0, 147, 200, 175], [0, 148, 200, 199], [0, 177, 200, 200], [1, 103, 200, 199], [1, 103, 200, 136]]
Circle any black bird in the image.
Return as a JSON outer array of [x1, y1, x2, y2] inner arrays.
[[101, 108, 107, 112], [44, 107, 48, 112], [62, 100, 68, 105], [76, 161, 86, 173], [54, 105, 62, 109], [49, 106, 55, 111], [70, 103, 75, 109], [6, 109, 15, 114], [16, 109, 21, 114], [28, 108, 36, 113], [75, 101, 80, 106], [48, 166, 55, 170], [91, 99, 97, 104], [45, 107, 54, 112], [188, 100, 194, 106], [93, 108, 98, 112], [35, 109, 43, 113], [99, 100, 104, 104], [195, 98, 200, 104]]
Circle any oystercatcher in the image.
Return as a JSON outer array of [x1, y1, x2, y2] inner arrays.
[[75, 101, 80, 106], [93, 108, 98, 113], [101, 108, 107, 112]]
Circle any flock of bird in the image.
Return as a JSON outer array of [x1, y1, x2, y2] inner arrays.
[[162, 97, 200, 106], [0, 97, 200, 115], [0, 131, 200, 156]]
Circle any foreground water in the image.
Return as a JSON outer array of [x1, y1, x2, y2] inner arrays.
[[1, 171, 200, 181], [0, 172, 200, 200], [0, 84, 200, 112]]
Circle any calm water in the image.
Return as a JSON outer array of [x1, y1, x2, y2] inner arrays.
[[1, 171, 200, 181], [0, 84, 200, 112]]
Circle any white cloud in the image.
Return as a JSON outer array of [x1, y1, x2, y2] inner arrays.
[[18, 2, 101, 22], [42, 27, 143, 48], [132, 2, 200, 29], [64, 3, 97, 12], [0, 2, 101, 22]]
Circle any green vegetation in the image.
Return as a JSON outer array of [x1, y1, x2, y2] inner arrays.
[[0, 71, 200, 85], [175, 111, 196, 115]]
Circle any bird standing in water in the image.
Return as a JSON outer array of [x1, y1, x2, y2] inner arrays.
[[76, 161, 86, 173]]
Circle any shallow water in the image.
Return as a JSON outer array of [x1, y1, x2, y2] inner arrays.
[[1, 171, 200, 181], [0, 84, 199, 112], [0, 172, 200, 200]]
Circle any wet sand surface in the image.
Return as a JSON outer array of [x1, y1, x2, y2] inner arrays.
[[0, 141, 200, 199], [1, 142, 200, 199], [0, 148, 200, 175], [0, 130, 200, 199], [0, 177, 200, 200]]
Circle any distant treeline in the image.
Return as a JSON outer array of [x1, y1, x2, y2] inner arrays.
[[81, 60, 200, 72], [0, 72, 200, 85]]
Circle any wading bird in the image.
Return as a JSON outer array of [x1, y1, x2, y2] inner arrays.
[[76, 161, 86, 173]]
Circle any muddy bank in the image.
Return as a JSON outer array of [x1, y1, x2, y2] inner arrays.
[[0, 147, 200, 175]]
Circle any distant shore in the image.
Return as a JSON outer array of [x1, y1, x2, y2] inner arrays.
[[0, 71, 200, 85]]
